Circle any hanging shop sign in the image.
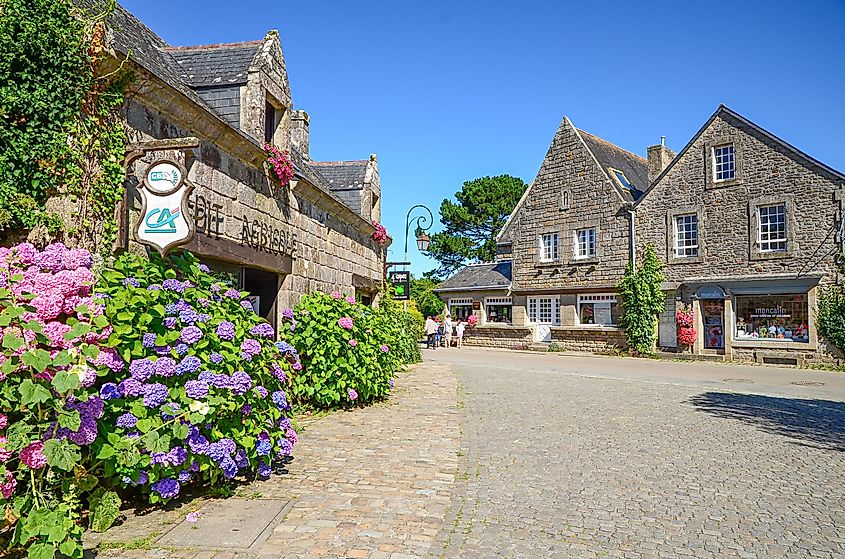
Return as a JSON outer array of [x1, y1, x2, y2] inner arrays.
[[135, 160, 195, 255], [388, 271, 410, 301], [695, 285, 726, 300]]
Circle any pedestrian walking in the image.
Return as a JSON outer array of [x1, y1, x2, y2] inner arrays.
[[444, 314, 453, 348], [425, 316, 438, 349], [455, 320, 465, 348], [435, 318, 443, 348]]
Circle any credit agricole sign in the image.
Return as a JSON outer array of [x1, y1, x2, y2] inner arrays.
[[135, 160, 195, 255]]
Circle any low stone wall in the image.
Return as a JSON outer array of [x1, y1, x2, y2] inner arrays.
[[730, 339, 842, 367], [549, 327, 627, 354], [463, 325, 534, 349]]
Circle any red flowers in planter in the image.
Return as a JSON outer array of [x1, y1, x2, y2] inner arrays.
[[466, 314, 479, 326], [372, 221, 388, 245], [676, 306, 696, 346], [264, 143, 294, 186]]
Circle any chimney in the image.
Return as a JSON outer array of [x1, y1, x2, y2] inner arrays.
[[646, 136, 675, 184], [290, 110, 310, 159]]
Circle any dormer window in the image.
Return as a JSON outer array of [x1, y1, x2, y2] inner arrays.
[[264, 99, 282, 144], [713, 144, 735, 182], [609, 168, 633, 191]]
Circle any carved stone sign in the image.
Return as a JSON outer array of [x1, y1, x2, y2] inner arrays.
[[135, 160, 194, 255]]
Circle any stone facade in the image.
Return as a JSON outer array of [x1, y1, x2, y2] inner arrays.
[[107, 5, 385, 326], [463, 325, 533, 349], [636, 106, 845, 364], [549, 327, 627, 353]]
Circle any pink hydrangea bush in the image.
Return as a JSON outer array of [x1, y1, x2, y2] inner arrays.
[[0, 243, 110, 559]]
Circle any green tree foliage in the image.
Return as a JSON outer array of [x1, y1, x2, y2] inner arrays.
[[816, 256, 845, 353], [411, 277, 443, 318], [618, 244, 666, 355], [0, 0, 91, 231], [427, 175, 527, 278]]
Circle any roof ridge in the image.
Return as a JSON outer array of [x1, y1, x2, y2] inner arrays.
[[162, 40, 263, 52], [310, 160, 370, 165], [577, 129, 647, 162]]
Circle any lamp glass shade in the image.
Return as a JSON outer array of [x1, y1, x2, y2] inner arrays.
[[416, 232, 431, 252]]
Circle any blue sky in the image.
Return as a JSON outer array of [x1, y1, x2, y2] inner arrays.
[[122, 0, 845, 277]]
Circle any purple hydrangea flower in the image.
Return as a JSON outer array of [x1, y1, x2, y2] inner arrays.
[[389, 379, 395, 388], [240, 338, 261, 357], [123, 277, 140, 288], [282, 308, 294, 320], [223, 289, 240, 299], [215, 321, 235, 341], [189, 461, 200, 472], [292, 362, 302, 372], [210, 374, 231, 389], [207, 441, 233, 462], [241, 404, 252, 415], [116, 413, 137, 429], [187, 432, 209, 454], [142, 383, 169, 408], [348, 388, 358, 401], [338, 317, 353, 330], [155, 345, 172, 355], [235, 449, 249, 468], [241, 300, 255, 311], [199, 264, 210, 273], [254, 386, 268, 398], [185, 380, 209, 399], [258, 461, 271, 478], [178, 470, 192, 483], [147, 284, 162, 291], [142, 333, 157, 348], [181, 326, 203, 345], [164, 317, 178, 329], [166, 300, 192, 315], [380, 345, 390, 353], [256, 439, 272, 456], [175, 343, 189, 355], [152, 478, 180, 499], [162, 279, 186, 293], [219, 438, 236, 455], [271, 363, 287, 383], [155, 357, 177, 378], [278, 417, 292, 431], [198, 370, 215, 383], [230, 371, 252, 395], [220, 456, 238, 479], [271, 391, 289, 410], [277, 438, 293, 456], [209, 352, 223, 364], [129, 358, 156, 382], [119, 378, 144, 398], [176, 356, 202, 375], [249, 323, 274, 338], [100, 382, 121, 401]]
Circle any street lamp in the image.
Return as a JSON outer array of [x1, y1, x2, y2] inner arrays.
[[404, 204, 433, 266]]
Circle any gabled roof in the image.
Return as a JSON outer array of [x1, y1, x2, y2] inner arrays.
[[636, 105, 845, 205], [433, 261, 512, 293], [309, 160, 369, 190], [164, 42, 262, 87], [577, 129, 648, 201]]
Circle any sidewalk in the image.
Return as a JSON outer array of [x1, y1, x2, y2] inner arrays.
[[89, 362, 459, 559]]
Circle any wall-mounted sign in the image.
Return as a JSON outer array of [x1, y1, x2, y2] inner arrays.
[[135, 159, 194, 255], [695, 285, 726, 300], [472, 301, 482, 310], [388, 271, 410, 301]]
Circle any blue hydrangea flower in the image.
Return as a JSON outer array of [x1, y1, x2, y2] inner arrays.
[[198, 370, 215, 383], [116, 413, 138, 429], [258, 461, 272, 478], [181, 326, 203, 345], [129, 358, 155, 382], [152, 478, 180, 499], [142, 383, 169, 408], [142, 333, 157, 348], [256, 439, 272, 456], [123, 277, 140, 288], [185, 380, 209, 399], [155, 357, 178, 377], [178, 470, 192, 483], [209, 352, 223, 364], [219, 456, 238, 479], [187, 432, 210, 454], [100, 382, 121, 401], [162, 279, 186, 293], [147, 284, 162, 291], [175, 343, 189, 355], [271, 390, 289, 410], [215, 321, 235, 341], [176, 356, 202, 375]]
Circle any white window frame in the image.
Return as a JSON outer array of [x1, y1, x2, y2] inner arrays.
[[540, 233, 559, 262], [673, 214, 699, 258], [484, 297, 512, 324], [527, 296, 559, 325], [577, 294, 619, 327], [713, 144, 735, 182], [757, 204, 787, 253], [574, 227, 596, 260]]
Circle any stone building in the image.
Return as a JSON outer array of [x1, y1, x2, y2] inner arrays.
[[636, 105, 845, 365], [440, 107, 845, 364], [103, 4, 386, 329]]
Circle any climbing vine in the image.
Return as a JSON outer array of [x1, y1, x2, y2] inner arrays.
[[0, 0, 128, 252], [618, 244, 666, 355]]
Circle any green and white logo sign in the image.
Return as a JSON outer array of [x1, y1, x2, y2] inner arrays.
[[135, 160, 194, 255]]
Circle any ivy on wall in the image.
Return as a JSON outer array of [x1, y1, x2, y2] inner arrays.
[[618, 244, 666, 355], [0, 0, 128, 252]]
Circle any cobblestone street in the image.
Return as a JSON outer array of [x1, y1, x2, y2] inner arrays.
[[429, 349, 845, 558]]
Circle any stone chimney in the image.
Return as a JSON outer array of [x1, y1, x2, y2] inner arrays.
[[290, 110, 310, 159], [647, 136, 676, 184]]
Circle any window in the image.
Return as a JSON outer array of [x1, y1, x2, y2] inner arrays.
[[713, 144, 735, 182], [540, 233, 559, 262], [528, 297, 559, 325], [574, 228, 596, 259], [578, 294, 620, 326], [757, 204, 787, 252], [610, 168, 634, 191], [734, 294, 809, 343], [264, 101, 277, 144], [485, 297, 512, 323], [449, 298, 473, 321], [673, 214, 699, 257]]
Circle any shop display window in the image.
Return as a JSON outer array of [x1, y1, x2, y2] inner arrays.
[[578, 294, 620, 326], [485, 297, 512, 323], [449, 298, 474, 321], [734, 294, 809, 343]]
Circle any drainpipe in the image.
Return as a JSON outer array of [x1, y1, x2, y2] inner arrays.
[[627, 205, 636, 272]]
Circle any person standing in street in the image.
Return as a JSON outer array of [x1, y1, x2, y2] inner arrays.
[[425, 315, 438, 349], [455, 320, 465, 348], [444, 314, 454, 348]]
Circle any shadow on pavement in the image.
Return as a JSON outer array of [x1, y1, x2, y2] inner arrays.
[[689, 392, 845, 452]]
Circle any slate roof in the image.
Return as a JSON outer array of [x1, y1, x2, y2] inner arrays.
[[309, 161, 369, 190], [434, 261, 512, 292], [578, 129, 649, 201], [163, 42, 261, 87]]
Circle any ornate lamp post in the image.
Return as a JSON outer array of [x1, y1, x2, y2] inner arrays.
[[404, 204, 433, 266]]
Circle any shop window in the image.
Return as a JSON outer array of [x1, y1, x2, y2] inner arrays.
[[735, 294, 809, 343], [673, 214, 699, 258], [757, 204, 787, 252], [449, 298, 473, 321], [578, 294, 619, 326], [713, 144, 735, 182], [528, 297, 559, 325], [574, 227, 596, 259], [540, 233, 559, 262], [485, 297, 512, 323]]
